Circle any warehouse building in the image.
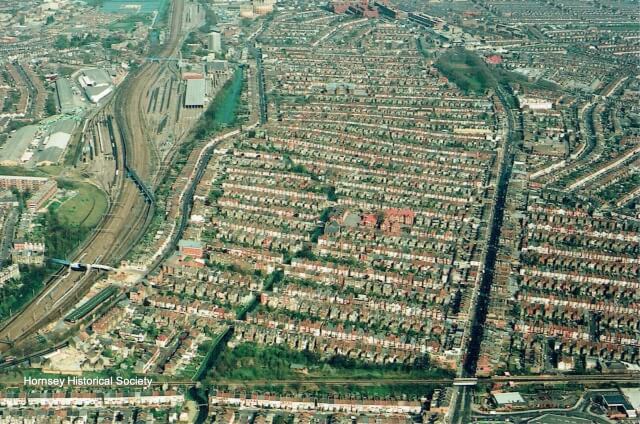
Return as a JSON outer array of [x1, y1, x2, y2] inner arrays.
[[55, 77, 75, 114], [33, 118, 76, 165], [0, 125, 38, 165], [600, 392, 637, 419], [78, 68, 113, 103], [491, 392, 525, 407], [184, 77, 206, 108]]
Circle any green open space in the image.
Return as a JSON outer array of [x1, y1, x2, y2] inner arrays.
[[40, 180, 107, 259], [214, 68, 244, 126], [56, 181, 107, 228], [102, 0, 167, 14], [208, 342, 452, 382], [0, 165, 61, 178], [0, 166, 47, 177], [435, 48, 559, 94], [435, 48, 495, 94], [193, 67, 244, 142], [192, 327, 231, 381], [108, 13, 153, 32], [0, 267, 51, 324]]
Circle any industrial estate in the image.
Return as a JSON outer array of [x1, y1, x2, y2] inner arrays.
[[0, 0, 638, 423]]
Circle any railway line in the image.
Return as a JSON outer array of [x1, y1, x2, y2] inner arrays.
[[0, 0, 186, 353], [2, 373, 639, 388]]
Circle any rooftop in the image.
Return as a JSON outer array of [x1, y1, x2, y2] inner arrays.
[[185, 77, 206, 107], [492, 392, 525, 405]]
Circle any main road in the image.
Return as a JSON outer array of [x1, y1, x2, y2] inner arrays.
[[0, 0, 186, 352], [449, 85, 521, 424]]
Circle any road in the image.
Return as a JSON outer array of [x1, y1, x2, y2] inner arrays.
[[471, 390, 614, 424], [146, 127, 243, 272], [0, 0, 186, 352], [450, 85, 520, 424]]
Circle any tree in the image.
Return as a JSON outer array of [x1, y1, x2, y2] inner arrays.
[[45, 92, 57, 116], [325, 185, 337, 201], [413, 354, 430, 370], [54, 35, 69, 50], [46, 15, 54, 25]]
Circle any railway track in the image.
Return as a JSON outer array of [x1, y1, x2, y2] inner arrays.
[[0, 0, 186, 353], [2, 373, 638, 388]]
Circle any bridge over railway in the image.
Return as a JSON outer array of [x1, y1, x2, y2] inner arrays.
[[124, 166, 154, 204], [0, 0, 185, 353], [104, 113, 154, 204], [48, 258, 115, 272]]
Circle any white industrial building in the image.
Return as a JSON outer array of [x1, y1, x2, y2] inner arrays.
[[78, 68, 114, 103], [184, 77, 206, 108]]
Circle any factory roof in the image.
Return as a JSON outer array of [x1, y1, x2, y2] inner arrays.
[[0, 125, 38, 164], [45, 132, 70, 150], [207, 60, 228, 71], [185, 78, 206, 107], [602, 393, 633, 410], [492, 392, 525, 405], [80, 68, 112, 86], [85, 85, 113, 103], [33, 147, 65, 166], [178, 239, 203, 249], [55, 78, 75, 114], [49, 118, 76, 136]]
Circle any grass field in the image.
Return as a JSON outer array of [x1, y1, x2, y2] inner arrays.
[[192, 67, 245, 142], [435, 48, 559, 94], [108, 13, 153, 32], [436, 48, 494, 94], [208, 342, 453, 382], [56, 182, 107, 228], [0, 166, 46, 177]]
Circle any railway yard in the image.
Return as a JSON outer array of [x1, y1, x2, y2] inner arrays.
[[0, 0, 189, 352]]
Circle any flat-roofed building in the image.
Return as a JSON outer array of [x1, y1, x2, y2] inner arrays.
[[55, 77, 75, 114], [601, 392, 636, 419], [185, 78, 206, 108], [33, 118, 76, 165], [0, 264, 20, 288], [79, 69, 113, 103], [178, 239, 204, 258], [492, 392, 525, 407], [26, 180, 57, 212], [0, 175, 49, 191], [0, 125, 39, 165], [85, 85, 113, 103], [208, 31, 222, 54]]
